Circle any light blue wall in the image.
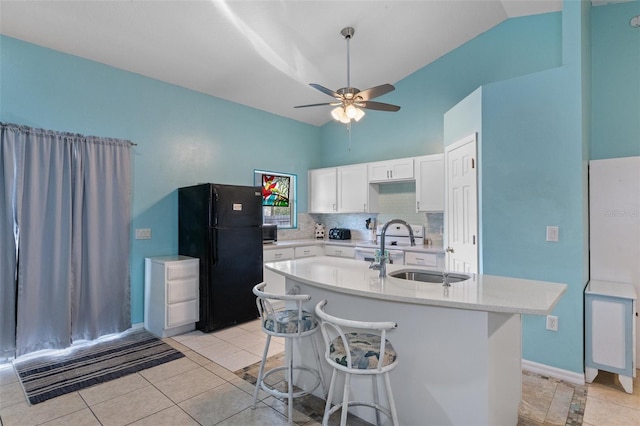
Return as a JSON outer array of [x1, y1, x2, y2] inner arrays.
[[442, 0, 591, 373], [318, 12, 562, 167], [591, 0, 640, 159], [1, 0, 634, 374], [0, 35, 321, 324]]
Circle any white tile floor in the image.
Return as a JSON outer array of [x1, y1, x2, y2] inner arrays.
[[0, 320, 638, 426]]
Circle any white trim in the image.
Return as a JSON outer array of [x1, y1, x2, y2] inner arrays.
[[131, 322, 144, 330], [522, 359, 585, 385]]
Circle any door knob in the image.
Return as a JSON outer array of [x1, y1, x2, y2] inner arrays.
[[445, 247, 454, 253]]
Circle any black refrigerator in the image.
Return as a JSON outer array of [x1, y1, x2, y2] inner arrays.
[[178, 183, 263, 332]]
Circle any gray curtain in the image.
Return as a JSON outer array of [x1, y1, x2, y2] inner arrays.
[[0, 123, 132, 359]]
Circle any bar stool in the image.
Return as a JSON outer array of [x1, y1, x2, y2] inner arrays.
[[315, 299, 399, 426], [252, 282, 326, 425]]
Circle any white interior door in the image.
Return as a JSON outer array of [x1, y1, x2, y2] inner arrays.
[[445, 133, 478, 273]]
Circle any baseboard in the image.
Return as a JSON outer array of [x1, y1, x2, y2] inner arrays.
[[522, 359, 585, 385], [131, 322, 144, 330]]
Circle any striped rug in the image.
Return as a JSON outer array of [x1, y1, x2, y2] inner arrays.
[[13, 328, 184, 405]]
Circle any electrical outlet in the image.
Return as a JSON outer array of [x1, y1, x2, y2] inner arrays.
[[546, 315, 558, 331], [135, 228, 151, 240], [546, 226, 559, 242]]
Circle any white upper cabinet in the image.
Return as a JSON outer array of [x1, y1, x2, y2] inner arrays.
[[415, 154, 444, 211], [309, 167, 337, 213], [337, 163, 369, 213], [309, 164, 372, 213], [368, 158, 414, 182]]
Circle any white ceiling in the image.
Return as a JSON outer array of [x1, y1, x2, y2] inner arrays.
[[0, 1, 563, 126]]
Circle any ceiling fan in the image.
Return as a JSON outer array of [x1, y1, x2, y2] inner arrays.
[[295, 27, 401, 124]]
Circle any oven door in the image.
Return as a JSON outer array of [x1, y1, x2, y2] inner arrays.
[[354, 247, 404, 264]]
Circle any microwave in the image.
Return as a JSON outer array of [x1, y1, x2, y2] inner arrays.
[[262, 224, 277, 243]]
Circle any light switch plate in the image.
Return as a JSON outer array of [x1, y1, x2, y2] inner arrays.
[[546, 226, 559, 242], [135, 228, 151, 240]]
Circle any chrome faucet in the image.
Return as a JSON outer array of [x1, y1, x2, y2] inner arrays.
[[369, 219, 416, 277]]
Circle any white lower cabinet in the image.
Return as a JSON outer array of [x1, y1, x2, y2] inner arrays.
[[585, 280, 637, 394], [263, 248, 294, 296], [405, 251, 445, 270], [324, 245, 355, 258], [145, 256, 199, 338], [294, 245, 321, 258]]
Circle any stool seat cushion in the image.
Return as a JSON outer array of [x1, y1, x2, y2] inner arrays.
[[263, 310, 318, 334], [329, 332, 396, 370]]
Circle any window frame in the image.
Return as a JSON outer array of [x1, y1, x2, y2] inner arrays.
[[254, 169, 297, 229]]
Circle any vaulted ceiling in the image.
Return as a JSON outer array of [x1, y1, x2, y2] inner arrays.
[[0, 1, 564, 126]]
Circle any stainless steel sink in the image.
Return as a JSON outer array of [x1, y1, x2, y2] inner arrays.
[[389, 269, 470, 284]]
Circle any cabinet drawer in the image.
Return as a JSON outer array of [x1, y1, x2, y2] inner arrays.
[[264, 248, 295, 262], [405, 252, 438, 267], [166, 299, 199, 328], [324, 245, 355, 258], [166, 277, 198, 304], [166, 261, 198, 280], [295, 245, 320, 258]]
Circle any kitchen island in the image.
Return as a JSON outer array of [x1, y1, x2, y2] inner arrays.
[[265, 256, 566, 426]]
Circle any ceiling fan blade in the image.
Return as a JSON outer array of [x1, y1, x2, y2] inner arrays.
[[356, 84, 395, 101], [309, 83, 341, 99], [294, 102, 339, 109], [359, 101, 401, 112]]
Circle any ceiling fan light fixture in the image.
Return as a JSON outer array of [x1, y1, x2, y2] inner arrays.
[[353, 107, 365, 122], [345, 104, 358, 119], [331, 106, 350, 123], [294, 26, 400, 130]]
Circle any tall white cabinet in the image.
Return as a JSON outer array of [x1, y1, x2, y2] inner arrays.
[[145, 256, 199, 338], [588, 156, 640, 370]]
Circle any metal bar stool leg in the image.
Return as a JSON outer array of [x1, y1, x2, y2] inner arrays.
[[286, 337, 294, 425], [323, 369, 338, 426], [384, 372, 399, 426], [372, 375, 381, 426], [340, 372, 351, 426], [253, 334, 271, 407]]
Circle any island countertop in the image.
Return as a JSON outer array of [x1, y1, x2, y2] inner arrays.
[[265, 256, 566, 315]]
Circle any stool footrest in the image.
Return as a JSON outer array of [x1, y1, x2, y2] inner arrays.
[[260, 365, 322, 399], [326, 401, 394, 422]]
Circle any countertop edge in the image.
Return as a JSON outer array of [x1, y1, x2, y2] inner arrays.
[[265, 257, 567, 316]]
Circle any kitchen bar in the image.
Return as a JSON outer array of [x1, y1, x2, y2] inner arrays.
[[266, 256, 567, 425]]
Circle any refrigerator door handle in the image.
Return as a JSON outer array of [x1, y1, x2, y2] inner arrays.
[[211, 229, 218, 267]]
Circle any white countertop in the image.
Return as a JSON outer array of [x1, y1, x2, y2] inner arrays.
[[264, 238, 445, 254], [265, 256, 566, 315]]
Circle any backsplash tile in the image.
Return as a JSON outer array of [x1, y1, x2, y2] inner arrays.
[[278, 182, 444, 243]]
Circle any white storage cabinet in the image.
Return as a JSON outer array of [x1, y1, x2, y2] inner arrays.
[[145, 256, 199, 338], [415, 154, 444, 211], [585, 280, 637, 393], [309, 167, 337, 213], [324, 244, 355, 258], [309, 165, 371, 213], [404, 251, 445, 270], [263, 247, 295, 296], [368, 158, 414, 182]]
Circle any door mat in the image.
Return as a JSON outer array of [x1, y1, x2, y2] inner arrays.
[[13, 328, 184, 405]]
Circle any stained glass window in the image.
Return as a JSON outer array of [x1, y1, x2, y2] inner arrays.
[[255, 170, 296, 228], [262, 174, 289, 207]]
